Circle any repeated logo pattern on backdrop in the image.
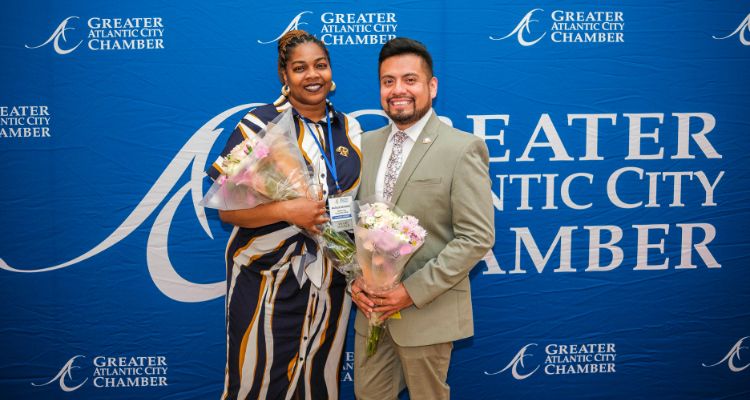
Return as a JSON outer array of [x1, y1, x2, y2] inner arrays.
[[258, 10, 398, 46], [485, 343, 617, 380], [0, 105, 51, 138], [490, 8, 625, 45], [26, 15, 165, 53], [1, 2, 749, 399]]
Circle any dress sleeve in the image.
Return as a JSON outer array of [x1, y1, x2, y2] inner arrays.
[[206, 110, 266, 181]]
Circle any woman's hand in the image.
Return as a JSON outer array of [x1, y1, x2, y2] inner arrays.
[[283, 198, 329, 234], [218, 198, 327, 232]]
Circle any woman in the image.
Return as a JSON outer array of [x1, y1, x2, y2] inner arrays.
[[207, 30, 362, 399]]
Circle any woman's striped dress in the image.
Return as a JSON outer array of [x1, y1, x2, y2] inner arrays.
[[207, 96, 362, 400]]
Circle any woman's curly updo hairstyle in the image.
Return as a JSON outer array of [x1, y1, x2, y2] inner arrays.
[[277, 30, 330, 84]]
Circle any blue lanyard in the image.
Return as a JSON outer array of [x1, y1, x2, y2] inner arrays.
[[303, 105, 342, 193]]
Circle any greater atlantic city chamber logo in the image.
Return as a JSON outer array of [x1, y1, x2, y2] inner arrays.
[[1, 105, 51, 139], [485, 342, 617, 380], [25, 15, 165, 54], [258, 10, 398, 46], [713, 13, 750, 46], [490, 8, 625, 46], [702, 337, 750, 373], [32, 354, 169, 392]]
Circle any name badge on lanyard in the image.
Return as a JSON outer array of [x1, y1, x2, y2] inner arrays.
[[328, 195, 354, 231], [303, 105, 353, 231]]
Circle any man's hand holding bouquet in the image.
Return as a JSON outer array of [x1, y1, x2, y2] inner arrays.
[[349, 201, 427, 357]]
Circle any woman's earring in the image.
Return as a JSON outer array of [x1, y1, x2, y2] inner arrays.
[[281, 84, 290, 97], [330, 81, 336, 92]]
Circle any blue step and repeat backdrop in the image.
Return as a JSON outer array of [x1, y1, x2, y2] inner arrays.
[[2, 1, 749, 399]]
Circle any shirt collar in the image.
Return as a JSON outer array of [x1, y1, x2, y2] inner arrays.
[[389, 108, 433, 143], [278, 96, 338, 124]]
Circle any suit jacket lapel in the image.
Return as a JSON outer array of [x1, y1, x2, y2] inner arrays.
[[391, 113, 442, 204], [362, 125, 390, 200]]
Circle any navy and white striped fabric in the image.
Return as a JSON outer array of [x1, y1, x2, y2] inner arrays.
[[208, 96, 362, 399]]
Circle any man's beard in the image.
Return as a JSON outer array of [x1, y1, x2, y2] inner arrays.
[[385, 101, 430, 126]]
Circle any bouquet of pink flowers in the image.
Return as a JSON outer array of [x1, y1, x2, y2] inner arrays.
[[201, 108, 356, 277], [354, 201, 427, 356], [201, 109, 312, 210]]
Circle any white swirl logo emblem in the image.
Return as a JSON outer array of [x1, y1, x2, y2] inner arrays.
[[31, 355, 88, 392], [26, 16, 83, 55], [484, 343, 540, 380], [490, 9, 546, 46], [258, 11, 312, 44], [0, 103, 261, 303], [703, 336, 750, 372], [0, 106, 385, 303], [713, 13, 750, 46]]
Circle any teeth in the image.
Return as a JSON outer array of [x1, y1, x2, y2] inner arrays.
[[305, 84, 322, 91]]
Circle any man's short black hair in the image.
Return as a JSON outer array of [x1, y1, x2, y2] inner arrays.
[[378, 37, 434, 77]]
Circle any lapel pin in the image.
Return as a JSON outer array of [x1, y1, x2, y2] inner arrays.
[[336, 145, 349, 157], [422, 137, 432, 144]]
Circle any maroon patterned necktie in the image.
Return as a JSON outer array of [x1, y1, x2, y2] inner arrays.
[[383, 131, 408, 201]]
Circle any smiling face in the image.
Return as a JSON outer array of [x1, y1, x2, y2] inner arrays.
[[379, 53, 437, 130], [281, 42, 332, 113]]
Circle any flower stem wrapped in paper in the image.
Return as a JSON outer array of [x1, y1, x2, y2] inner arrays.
[[319, 224, 358, 279], [201, 109, 312, 210], [354, 201, 427, 357]]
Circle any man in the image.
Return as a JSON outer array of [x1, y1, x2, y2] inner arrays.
[[351, 37, 495, 400]]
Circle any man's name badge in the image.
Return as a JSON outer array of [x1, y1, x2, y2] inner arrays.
[[328, 196, 354, 231]]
